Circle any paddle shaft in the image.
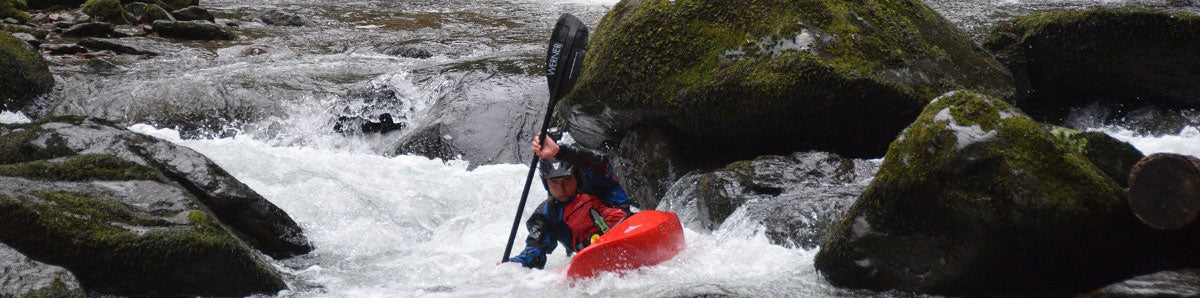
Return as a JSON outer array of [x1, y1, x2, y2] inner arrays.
[[502, 100, 557, 262], [502, 13, 587, 263]]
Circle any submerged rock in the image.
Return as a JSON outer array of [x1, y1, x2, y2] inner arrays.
[[985, 8, 1200, 124], [255, 9, 315, 27], [376, 44, 432, 59], [152, 20, 235, 40], [659, 151, 877, 249], [0, 243, 85, 298], [0, 32, 54, 111], [78, 37, 160, 56], [814, 91, 1172, 294], [61, 21, 117, 37], [171, 6, 213, 22]]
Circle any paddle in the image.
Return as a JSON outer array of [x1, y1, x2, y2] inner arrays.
[[502, 14, 590, 263]]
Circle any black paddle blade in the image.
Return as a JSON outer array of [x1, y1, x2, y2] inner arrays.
[[546, 13, 589, 104]]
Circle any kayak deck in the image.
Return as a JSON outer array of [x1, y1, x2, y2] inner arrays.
[[564, 210, 686, 280]]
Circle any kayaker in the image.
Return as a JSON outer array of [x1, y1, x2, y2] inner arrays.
[[505, 135, 631, 269]]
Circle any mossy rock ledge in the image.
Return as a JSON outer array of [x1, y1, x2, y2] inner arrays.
[[560, 0, 1013, 159], [1, 32, 54, 111], [984, 7, 1200, 123], [814, 91, 1178, 295], [0, 116, 313, 296]]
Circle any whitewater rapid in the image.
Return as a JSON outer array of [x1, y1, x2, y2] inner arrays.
[[121, 122, 1200, 297]]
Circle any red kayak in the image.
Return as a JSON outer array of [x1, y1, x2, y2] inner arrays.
[[564, 210, 686, 280]]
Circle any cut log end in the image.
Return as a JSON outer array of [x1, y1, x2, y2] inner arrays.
[[1128, 153, 1200, 230]]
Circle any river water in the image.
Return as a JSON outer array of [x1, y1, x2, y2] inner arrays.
[[30, 0, 1200, 296]]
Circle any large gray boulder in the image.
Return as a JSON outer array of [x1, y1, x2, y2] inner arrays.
[[0, 116, 313, 296]]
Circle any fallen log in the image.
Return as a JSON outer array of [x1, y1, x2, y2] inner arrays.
[[1128, 153, 1200, 230]]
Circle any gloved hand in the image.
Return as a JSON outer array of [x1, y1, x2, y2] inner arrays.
[[507, 247, 546, 269]]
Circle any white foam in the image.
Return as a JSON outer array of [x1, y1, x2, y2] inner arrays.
[[130, 125, 836, 297], [1095, 126, 1200, 157], [0, 111, 32, 124]]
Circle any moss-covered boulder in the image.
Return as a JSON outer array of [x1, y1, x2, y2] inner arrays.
[[1046, 126, 1144, 188], [560, 0, 1014, 163], [1, 0, 32, 24], [152, 20, 235, 40], [0, 33, 54, 112], [814, 91, 1171, 294], [985, 8, 1200, 123], [0, 116, 312, 254], [81, 0, 127, 24]]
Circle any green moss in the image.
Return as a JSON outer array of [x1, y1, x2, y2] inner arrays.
[[560, 0, 1012, 159], [0, 193, 285, 296], [36, 191, 174, 227], [0, 154, 163, 182], [81, 0, 126, 24], [816, 90, 1136, 292], [2, 24, 50, 39], [19, 277, 84, 298], [0, 33, 54, 110], [1, 0, 32, 23]]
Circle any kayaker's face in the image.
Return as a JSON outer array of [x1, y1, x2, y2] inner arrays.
[[546, 175, 577, 202]]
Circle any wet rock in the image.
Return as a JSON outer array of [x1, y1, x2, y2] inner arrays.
[[254, 8, 315, 27], [171, 6, 213, 22], [613, 125, 686, 209], [0, 32, 54, 111], [2, 24, 49, 39], [41, 43, 88, 55], [0, 243, 85, 298], [10, 31, 36, 47], [0, 116, 313, 259], [0, 116, 305, 296], [81, 0, 127, 24], [392, 72, 545, 166], [61, 21, 117, 37], [152, 20, 235, 40], [1046, 126, 1144, 188], [377, 44, 432, 59], [985, 8, 1200, 124], [560, 0, 1015, 170], [78, 37, 159, 56], [156, 0, 197, 10], [1087, 268, 1200, 296], [123, 2, 146, 19], [137, 3, 173, 23], [659, 151, 877, 249], [83, 57, 120, 72], [814, 91, 1173, 295]]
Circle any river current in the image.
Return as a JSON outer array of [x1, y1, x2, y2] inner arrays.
[[24, 0, 1200, 296]]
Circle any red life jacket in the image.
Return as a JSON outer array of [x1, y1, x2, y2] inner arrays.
[[562, 193, 628, 251]]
